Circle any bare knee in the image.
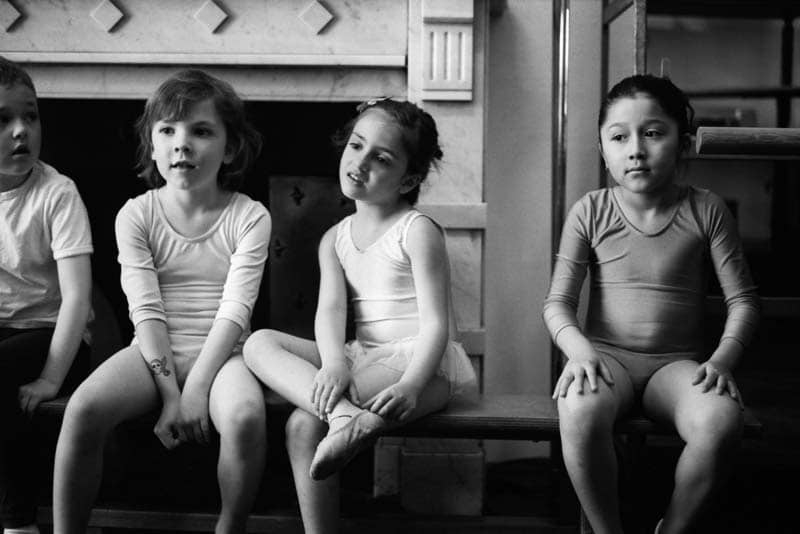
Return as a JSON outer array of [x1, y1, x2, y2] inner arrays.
[[219, 397, 267, 449], [558, 390, 617, 442], [61, 385, 114, 441], [285, 409, 326, 454], [243, 329, 283, 367], [682, 399, 743, 449]]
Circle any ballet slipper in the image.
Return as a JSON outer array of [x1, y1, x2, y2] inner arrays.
[[309, 410, 383, 480]]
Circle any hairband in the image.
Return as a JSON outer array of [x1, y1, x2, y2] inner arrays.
[[356, 96, 392, 113]]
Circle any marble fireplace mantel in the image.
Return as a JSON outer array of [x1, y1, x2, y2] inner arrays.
[[1, 0, 476, 102]]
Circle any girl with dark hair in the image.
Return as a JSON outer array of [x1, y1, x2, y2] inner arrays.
[[243, 98, 476, 534], [545, 74, 759, 534]]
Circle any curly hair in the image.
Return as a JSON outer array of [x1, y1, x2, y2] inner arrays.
[[134, 69, 261, 191], [332, 98, 443, 205]]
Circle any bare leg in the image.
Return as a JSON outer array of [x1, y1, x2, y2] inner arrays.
[[557, 356, 634, 534], [285, 408, 339, 534], [242, 330, 350, 532], [309, 366, 451, 480], [208, 356, 267, 534], [643, 360, 743, 534], [243, 330, 361, 422], [53, 347, 159, 534]]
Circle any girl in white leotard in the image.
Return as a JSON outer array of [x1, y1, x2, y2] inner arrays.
[[244, 98, 476, 534]]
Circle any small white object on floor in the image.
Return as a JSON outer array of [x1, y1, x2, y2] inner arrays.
[[4, 524, 40, 534]]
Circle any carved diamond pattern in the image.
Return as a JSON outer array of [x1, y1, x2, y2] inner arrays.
[[0, 0, 22, 31], [299, 1, 334, 34], [194, 0, 228, 33], [90, 0, 123, 32]]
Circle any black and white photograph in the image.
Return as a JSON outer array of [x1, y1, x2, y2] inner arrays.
[[1, 1, 797, 533]]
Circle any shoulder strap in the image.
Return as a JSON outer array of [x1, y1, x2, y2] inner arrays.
[[400, 210, 442, 249]]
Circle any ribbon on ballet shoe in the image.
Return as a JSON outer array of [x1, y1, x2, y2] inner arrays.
[[309, 411, 382, 480]]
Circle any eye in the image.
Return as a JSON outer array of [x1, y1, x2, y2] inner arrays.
[[194, 127, 213, 137], [158, 125, 174, 135], [375, 154, 391, 165], [609, 133, 626, 142], [25, 112, 39, 122], [348, 141, 362, 150], [645, 129, 663, 138]]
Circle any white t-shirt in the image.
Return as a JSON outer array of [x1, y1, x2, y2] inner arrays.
[[0, 160, 93, 329]]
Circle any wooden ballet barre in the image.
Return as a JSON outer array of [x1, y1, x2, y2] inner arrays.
[[695, 127, 800, 156]]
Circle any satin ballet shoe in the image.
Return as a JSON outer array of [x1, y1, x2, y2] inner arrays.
[[309, 410, 383, 480]]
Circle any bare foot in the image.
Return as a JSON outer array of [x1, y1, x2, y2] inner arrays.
[[309, 410, 384, 480]]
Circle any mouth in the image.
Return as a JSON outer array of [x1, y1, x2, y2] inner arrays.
[[346, 171, 364, 185], [11, 146, 30, 156], [625, 167, 650, 174], [171, 161, 196, 170]]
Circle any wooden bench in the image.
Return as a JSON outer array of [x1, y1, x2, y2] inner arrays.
[[33, 393, 762, 534]]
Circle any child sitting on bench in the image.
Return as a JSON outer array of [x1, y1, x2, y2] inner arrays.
[[544, 75, 759, 534]]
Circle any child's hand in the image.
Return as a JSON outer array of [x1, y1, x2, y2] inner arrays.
[[365, 381, 421, 422], [18, 377, 60, 415], [312, 363, 352, 419], [180, 384, 212, 445], [154, 398, 184, 450], [692, 361, 743, 408], [552, 353, 614, 399]]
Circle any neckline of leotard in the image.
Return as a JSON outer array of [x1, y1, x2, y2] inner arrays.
[[346, 209, 417, 253], [610, 185, 688, 237]]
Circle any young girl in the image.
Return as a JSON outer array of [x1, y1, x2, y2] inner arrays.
[[53, 70, 270, 534], [243, 98, 476, 533], [544, 74, 759, 534], [0, 56, 93, 534]]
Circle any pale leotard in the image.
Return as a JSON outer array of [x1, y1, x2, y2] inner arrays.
[[334, 210, 477, 397], [116, 189, 270, 382], [543, 185, 759, 392]]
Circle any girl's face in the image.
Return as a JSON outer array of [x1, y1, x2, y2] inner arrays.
[[150, 98, 232, 193], [339, 109, 416, 206], [600, 93, 685, 197], [0, 83, 41, 179]]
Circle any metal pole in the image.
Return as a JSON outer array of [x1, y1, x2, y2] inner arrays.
[[551, 0, 569, 391]]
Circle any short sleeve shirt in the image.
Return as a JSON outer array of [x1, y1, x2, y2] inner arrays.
[[0, 161, 93, 328]]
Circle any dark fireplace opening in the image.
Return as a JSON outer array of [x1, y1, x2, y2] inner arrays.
[[38, 99, 358, 345]]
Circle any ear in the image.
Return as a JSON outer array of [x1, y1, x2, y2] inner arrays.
[[680, 133, 692, 154], [598, 141, 609, 169], [399, 174, 422, 194], [223, 143, 235, 165]]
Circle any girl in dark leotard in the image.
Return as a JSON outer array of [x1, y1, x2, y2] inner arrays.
[[544, 74, 759, 534]]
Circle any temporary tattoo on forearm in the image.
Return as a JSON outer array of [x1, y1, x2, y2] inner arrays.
[[148, 356, 171, 377]]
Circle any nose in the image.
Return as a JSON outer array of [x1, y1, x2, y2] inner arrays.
[[628, 134, 645, 160], [355, 153, 369, 171], [172, 129, 191, 154], [11, 118, 27, 140]]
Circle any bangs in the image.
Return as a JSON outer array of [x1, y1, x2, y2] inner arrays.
[[148, 87, 213, 124]]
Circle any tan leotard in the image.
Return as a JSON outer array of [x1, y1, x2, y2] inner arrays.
[[543, 186, 759, 392]]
